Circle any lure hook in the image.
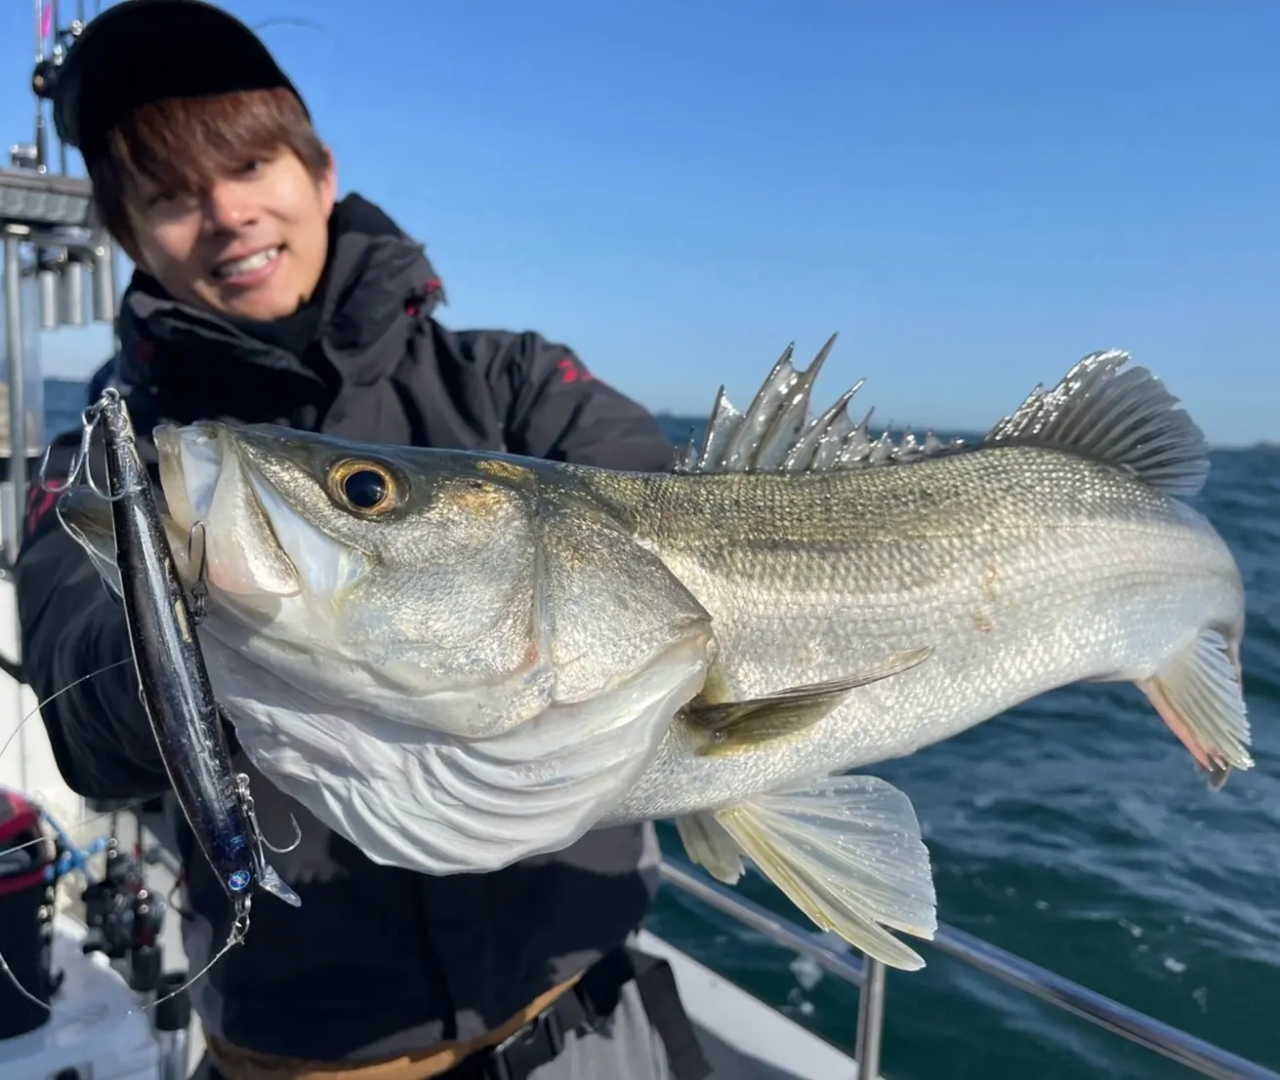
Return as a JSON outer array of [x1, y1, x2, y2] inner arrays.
[[262, 815, 304, 855], [40, 389, 129, 502], [187, 520, 210, 622], [235, 772, 303, 859]]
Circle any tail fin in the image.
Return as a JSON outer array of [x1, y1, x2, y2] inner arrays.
[[1138, 628, 1252, 789], [676, 774, 937, 970]]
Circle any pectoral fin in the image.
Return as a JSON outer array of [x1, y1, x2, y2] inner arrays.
[[685, 647, 932, 757], [675, 774, 937, 970]]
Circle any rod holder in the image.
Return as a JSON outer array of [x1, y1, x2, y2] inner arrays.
[[38, 258, 58, 329], [92, 242, 115, 323], [60, 253, 84, 326]]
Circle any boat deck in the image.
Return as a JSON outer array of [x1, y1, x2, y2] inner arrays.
[[636, 930, 858, 1079]]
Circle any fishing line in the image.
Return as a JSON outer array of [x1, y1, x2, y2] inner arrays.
[[0, 658, 149, 1013], [253, 16, 334, 35], [251, 15, 339, 124], [0, 658, 132, 765], [0, 659, 262, 1014], [150, 906, 250, 1011]]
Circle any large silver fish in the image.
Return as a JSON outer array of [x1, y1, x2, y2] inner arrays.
[[61, 341, 1249, 971]]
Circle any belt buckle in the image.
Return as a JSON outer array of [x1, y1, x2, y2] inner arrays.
[[485, 1005, 566, 1080]]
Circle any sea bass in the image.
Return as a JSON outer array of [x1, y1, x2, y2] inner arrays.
[[61, 341, 1249, 971]]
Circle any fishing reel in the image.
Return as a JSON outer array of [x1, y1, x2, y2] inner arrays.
[[80, 839, 149, 963], [31, 9, 85, 102], [80, 838, 171, 999], [75, 805, 194, 1073]]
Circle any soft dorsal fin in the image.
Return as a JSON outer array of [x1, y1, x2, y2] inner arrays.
[[676, 339, 1210, 498], [981, 349, 1209, 498]]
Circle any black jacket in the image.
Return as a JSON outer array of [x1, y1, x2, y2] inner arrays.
[[15, 194, 678, 1058]]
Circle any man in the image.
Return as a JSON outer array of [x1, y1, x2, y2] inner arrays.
[[15, 3, 709, 1078]]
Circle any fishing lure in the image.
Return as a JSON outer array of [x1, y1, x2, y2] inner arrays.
[[96, 389, 302, 912], [34, 390, 303, 1003]]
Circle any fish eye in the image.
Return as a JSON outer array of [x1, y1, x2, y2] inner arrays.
[[328, 459, 400, 516]]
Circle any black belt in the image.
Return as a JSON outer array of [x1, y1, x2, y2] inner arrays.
[[444, 945, 711, 1080]]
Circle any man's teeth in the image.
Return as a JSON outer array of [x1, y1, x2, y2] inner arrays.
[[217, 247, 281, 278]]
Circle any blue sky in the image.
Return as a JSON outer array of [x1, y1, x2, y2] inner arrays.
[[1, 0, 1276, 444]]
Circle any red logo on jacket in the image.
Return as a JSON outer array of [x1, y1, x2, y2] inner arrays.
[[24, 484, 59, 538], [558, 356, 595, 384]]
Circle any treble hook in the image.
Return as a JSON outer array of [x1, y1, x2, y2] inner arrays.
[[40, 390, 129, 503], [39, 406, 97, 495], [38, 443, 77, 495], [234, 771, 303, 857]]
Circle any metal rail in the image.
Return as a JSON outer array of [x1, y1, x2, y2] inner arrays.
[[3, 233, 24, 571], [657, 858, 1279, 1080]]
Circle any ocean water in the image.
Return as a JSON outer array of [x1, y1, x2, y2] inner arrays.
[[42, 380, 1280, 1079]]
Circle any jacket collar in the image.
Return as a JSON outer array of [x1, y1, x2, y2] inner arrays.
[[114, 193, 445, 394]]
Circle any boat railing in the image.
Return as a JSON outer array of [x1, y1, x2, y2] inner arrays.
[[658, 858, 1278, 1080]]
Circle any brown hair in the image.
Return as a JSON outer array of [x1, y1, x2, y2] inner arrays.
[[88, 86, 330, 257]]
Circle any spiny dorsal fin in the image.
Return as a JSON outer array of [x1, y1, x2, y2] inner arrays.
[[675, 333, 962, 476], [982, 349, 1209, 498], [677, 340, 1209, 495]]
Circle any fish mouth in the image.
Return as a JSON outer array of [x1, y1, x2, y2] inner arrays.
[[154, 422, 360, 603]]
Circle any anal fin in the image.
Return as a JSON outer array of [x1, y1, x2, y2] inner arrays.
[[674, 812, 744, 884], [1138, 628, 1252, 791], [686, 647, 932, 758], [676, 774, 937, 971]]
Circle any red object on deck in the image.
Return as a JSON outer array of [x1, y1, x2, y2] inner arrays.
[[0, 787, 51, 895]]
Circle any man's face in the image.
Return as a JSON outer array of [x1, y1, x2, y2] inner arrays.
[[128, 148, 337, 322]]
